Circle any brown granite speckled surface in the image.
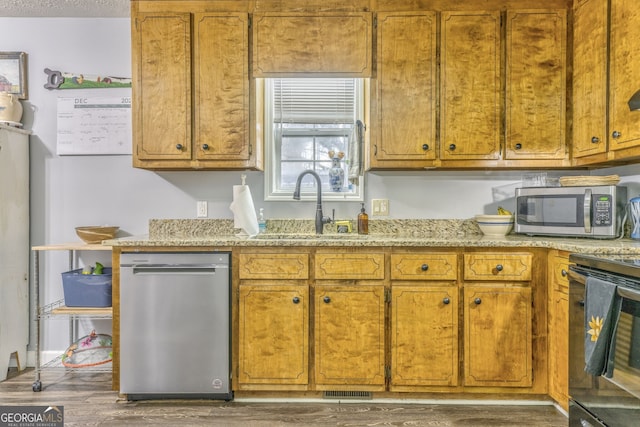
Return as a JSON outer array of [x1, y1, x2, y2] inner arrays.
[[102, 218, 640, 254]]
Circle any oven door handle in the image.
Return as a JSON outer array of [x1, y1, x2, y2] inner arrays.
[[569, 269, 587, 285], [569, 269, 640, 302], [618, 286, 640, 302]]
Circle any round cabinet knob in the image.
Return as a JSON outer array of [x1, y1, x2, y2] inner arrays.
[[561, 269, 567, 277], [422, 144, 429, 151], [202, 143, 209, 150], [515, 143, 522, 150], [591, 136, 600, 144], [323, 296, 331, 304], [421, 264, 429, 271], [176, 143, 183, 150], [495, 264, 503, 272], [474, 297, 482, 305], [292, 296, 300, 304], [443, 297, 450, 305], [449, 143, 456, 151], [612, 131, 621, 139]]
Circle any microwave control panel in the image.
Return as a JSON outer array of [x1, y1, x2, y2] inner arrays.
[[593, 194, 613, 226]]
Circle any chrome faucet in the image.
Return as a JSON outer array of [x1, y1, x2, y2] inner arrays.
[[293, 170, 332, 234]]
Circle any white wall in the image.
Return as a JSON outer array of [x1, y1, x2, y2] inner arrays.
[[2, 17, 640, 357]]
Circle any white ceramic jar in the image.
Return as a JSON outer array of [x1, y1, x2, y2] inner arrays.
[[0, 92, 23, 123]]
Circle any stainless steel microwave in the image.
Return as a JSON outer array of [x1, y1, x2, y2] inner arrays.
[[514, 185, 627, 238]]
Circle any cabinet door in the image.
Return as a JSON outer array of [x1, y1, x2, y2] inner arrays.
[[238, 285, 309, 386], [440, 11, 501, 161], [464, 285, 532, 387], [572, 0, 608, 159], [548, 254, 569, 410], [391, 285, 458, 387], [132, 12, 192, 161], [505, 10, 566, 160], [194, 13, 250, 163], [314, 284, 385, 389], [371, 12, 437, 168], [252, 13, 372, 77], [609, 0, 640, 151]]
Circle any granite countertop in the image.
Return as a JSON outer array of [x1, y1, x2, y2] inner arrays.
[[102, 218, 640, 255]]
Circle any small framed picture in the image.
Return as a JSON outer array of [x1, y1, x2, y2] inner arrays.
[[0, 52, 28, 99]]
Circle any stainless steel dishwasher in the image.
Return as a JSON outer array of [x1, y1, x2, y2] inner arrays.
[[119, 252, 232, 400]]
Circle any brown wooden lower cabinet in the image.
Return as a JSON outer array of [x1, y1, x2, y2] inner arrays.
[[390, 284, 459, 387], [233, 247, 550, 398], [463, 284, 533, 387], [314, 284, 386, 390], [238, 285, 309, 387], [548, 251, 570, 410]]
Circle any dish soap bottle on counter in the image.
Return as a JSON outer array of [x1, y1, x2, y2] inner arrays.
[[357, 203, 369, 235], [258, 208, 267, 233]]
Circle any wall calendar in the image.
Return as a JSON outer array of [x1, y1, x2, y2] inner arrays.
[[56, 96, 131, 155]]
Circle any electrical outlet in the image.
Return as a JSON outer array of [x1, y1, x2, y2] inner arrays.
[[197, 201, 208, 218], [372, 199, 389, 216]]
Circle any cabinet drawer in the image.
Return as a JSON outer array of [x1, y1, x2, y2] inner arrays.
[[463, 253, 532, 281], [315, 253, 385, 280], [390, 253, 457, 281], [239, 253, 309, 280]]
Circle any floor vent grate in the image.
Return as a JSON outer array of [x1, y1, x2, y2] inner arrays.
[[323, 391, 372, 400]]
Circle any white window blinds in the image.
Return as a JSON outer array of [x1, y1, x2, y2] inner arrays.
[[273, 78, 356, 124]]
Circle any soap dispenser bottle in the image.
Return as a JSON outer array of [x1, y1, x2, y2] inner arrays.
[[258, 208, 267, 233], [357, 203, 369, 235]]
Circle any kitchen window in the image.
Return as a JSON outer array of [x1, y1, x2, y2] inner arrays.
[[263, 78, 366, 201]]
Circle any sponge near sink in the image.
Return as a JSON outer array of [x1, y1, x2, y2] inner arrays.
[[335, 221, 352, 233]]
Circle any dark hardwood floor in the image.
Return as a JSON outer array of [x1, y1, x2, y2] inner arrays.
[[1, 369, 568, 426]]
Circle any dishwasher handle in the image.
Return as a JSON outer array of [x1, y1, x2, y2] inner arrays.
[[127, 264, 227, 275]]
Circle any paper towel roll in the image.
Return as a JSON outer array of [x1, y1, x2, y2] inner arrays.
[[229, 184, 259, 237]]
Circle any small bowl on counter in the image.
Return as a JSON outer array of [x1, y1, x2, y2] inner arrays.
[[75, 226, 120, 244], [474, 215, 514, 237]]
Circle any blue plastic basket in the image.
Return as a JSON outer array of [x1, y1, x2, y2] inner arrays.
[[61, 268, 112, 307]]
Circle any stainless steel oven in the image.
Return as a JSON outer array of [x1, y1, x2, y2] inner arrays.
[[569, 254, 640, 426]]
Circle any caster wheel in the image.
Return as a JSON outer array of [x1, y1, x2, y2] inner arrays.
[[32, 381, 42, 392]]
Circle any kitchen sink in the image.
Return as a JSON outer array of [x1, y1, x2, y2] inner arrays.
[[251, 233, 369, 240]]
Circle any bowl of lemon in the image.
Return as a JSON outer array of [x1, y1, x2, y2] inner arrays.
[[475, 207, 514, 237]]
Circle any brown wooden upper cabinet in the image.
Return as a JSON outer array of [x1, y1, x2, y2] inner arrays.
[[572, 0, 608, 161], [131, 12, 258, 170], [608, 0, 640, 155], [573, 0, 640, 164], [371, 9, 568, 170], [505, 10, 567, 161], [440, 11, 501, 162], [370, 11, 437, 169], [251, 12, 372, 78]]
